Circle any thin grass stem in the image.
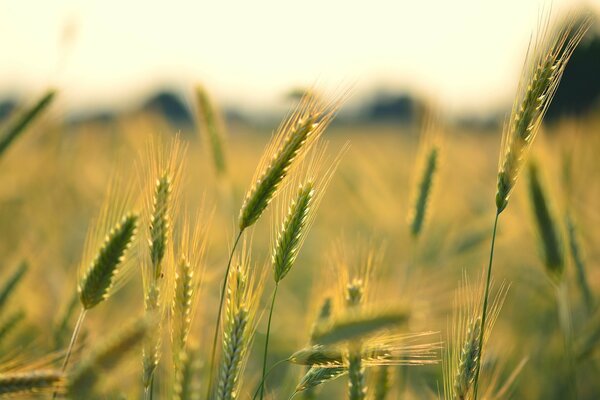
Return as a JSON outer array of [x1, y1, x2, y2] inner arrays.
[[260, 283, 279, 400], [473, 211, 500, 400]]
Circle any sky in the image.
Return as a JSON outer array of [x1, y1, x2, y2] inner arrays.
[[0, 0, 598, 115]]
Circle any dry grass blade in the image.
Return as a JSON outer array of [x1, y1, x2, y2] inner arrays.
[[0, 89, 56, 158], [0, 370, 64, 396]]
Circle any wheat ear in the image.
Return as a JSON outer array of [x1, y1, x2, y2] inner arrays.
[[0, 370, 64, 396]]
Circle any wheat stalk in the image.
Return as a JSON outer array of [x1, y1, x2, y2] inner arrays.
[[473, 14, 591, 400]]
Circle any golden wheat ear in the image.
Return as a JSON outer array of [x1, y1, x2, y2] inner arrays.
[[495, 14, 592, 214], [170, 206, 210, 368], [214, 245, 265, 400], [137, 135, 187, 392], [443, 274, 508, 400]]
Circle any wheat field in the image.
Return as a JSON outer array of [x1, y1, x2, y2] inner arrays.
[[0, 12, 599, 400]]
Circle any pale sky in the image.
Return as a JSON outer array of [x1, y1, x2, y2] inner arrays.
[[0, 0, 598, 115]]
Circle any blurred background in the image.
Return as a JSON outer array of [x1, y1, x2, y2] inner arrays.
[[1, 0, 600, 123], [1, 1, 600, 399]]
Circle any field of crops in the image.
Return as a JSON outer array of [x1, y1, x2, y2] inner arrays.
[[0, 11, 599, 400]]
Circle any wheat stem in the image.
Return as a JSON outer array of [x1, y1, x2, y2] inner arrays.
[[259, 283, 279, 400], [251, 359, 288, 400], [473, 211, 500, 400], [207, 229, 244, 399], [53, 307, 86, 399]]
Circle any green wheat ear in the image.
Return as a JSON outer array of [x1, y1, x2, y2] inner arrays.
[[238, 115, 317, 230], [527, 162, 564, 281], [196, 85, 227, 176], [79, 213, 138, 310], [273, 181, 314, 282], [453, 318, 481, 399], [409, 145, 438, 238]]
